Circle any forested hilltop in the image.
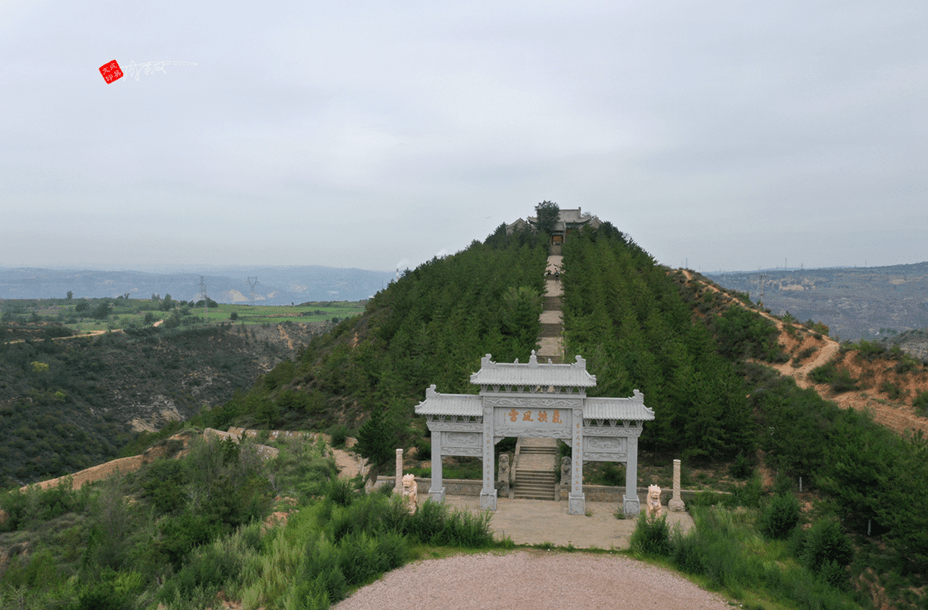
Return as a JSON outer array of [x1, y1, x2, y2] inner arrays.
[[3, 219, 928, 609], [193, 221, 927, 606], [195, 225, 755, 464]]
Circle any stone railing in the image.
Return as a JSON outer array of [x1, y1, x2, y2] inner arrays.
[[374, 476, 483, 496], [376, 477, 709, 504], [558, 485, 707, 503]]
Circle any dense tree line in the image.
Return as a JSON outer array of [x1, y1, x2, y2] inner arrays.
[[560, 225, 754, 460]]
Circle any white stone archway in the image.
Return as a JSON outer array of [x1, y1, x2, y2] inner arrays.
[[415, 352, 655, 516]]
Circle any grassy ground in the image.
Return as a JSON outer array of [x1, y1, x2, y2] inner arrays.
[[1, 298, 365, 337], [191, 302, 364, 326]]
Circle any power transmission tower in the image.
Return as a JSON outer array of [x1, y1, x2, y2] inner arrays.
[[199, 276, 208, 315], [755, 274, 769, 307], [247, 277, 258, 305]]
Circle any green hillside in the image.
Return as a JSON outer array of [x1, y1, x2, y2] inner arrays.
[[0, 323, 317, 488], [3, 219, 928, 609], [202, 224, 757, 464], [198, 228, 549, 441]]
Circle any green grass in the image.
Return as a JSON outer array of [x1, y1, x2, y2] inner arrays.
[[2, 298, 365, 337], [629, 505, 867, 610], [407, 459, 483, 480], [190, 302, 364, 325]]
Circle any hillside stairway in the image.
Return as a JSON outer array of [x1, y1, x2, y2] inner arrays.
[[508, 249, 565, 501], [537, 252, 564, 364], [512, 438, 558, 500]]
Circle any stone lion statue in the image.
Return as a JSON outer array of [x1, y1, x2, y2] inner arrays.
[[402, 474, 418, 513], [646, 484, 662, 519], [560, 456, 571, 487], [498, 454, 510, 496]]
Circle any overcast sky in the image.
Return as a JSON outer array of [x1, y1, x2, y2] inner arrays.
[[2, 1, 926, 274]]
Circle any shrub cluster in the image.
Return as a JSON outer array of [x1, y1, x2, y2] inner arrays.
[[760, 493, 801, 540], [808, 361, 858, 393], [914, 391, 928, 417], [0, 433, 499, 610], [629, 506, 860, 609]]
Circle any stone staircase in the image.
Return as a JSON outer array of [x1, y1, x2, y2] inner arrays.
[[537, 253, 564, 364], [512, 439, 558, 500], [509, 250, 565, 501]]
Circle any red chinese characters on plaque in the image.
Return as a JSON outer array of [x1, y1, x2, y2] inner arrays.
[[99, 60, 124, 84]]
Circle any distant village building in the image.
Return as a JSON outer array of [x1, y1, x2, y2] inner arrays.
[[505, 207, 602, 245]]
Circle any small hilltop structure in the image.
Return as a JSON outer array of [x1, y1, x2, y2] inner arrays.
[[506, 205, 602, 246]]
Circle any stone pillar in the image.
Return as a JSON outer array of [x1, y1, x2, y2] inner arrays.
[[669, 458, 686, 512], [395, 448, 403, 494], [480, 403, 497, 510], [429, 431, 444, 503], [623, 435, 641, 517], [568, 408, 585, 515]]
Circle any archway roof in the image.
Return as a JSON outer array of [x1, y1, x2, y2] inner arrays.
[[415, 385, 482, 416], [584, 392, 654, 420], [469, 352, 597, 387]]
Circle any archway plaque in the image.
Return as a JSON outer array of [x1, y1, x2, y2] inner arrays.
[[415, 352, 654, 516]]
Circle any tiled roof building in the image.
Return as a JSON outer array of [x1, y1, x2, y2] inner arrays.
[[505, 207, 602, 244]]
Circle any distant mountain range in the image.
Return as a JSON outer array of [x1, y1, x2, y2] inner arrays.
[[707, 261, 928, 341], [0, 265, 396, 304]]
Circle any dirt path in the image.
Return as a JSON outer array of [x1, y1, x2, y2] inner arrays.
[[22, 429, 368, 494], [334, 551, 731, 610], [679, 270, 928, 436], [2, 317, 169, 345], [2, 328, 115, 345], [333, 443, 366, 480]]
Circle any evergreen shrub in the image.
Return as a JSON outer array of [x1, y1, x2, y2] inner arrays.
[[914, 391, 928, 416], [728, 453, 751, 479], [327, 424, 350, 448], [829, 370, 858, 393], [799, 518, 853, 582], [729, 472, 762, 508], [760, 493, 801, 540], [880, 380, 904, 400], [894, 357, 918, 374], [808, 362, 836, 384]]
